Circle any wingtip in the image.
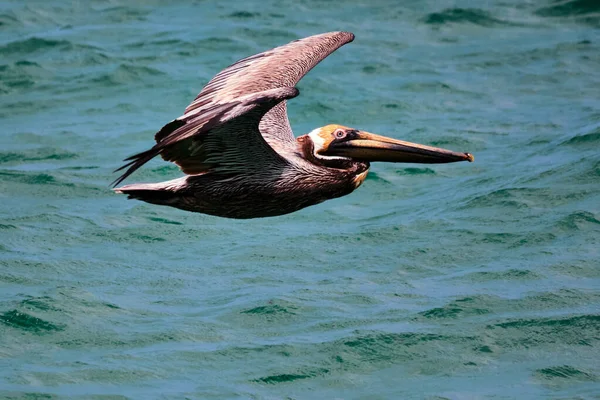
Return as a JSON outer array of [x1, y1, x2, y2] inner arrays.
[[110, 167, 129, 188], [330, 31, 355, 43], [315, 31, 355, 44], [110, 178, 124, 189]]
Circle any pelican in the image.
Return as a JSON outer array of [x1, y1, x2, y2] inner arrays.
[[113, 32, 473, 219]]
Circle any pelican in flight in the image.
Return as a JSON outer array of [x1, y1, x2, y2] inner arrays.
[[113, 32, 473, 219]]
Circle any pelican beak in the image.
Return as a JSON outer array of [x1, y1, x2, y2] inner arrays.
[[327, 131, 474, 164]]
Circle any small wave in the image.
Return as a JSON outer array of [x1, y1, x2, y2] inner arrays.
[[429, 136, 479, 149], [0, 223, 17, 230], [418, 296, 491, 320], [402, 81, 458, 92], [0, 12, 20, 28], [466, 39, 596, 69], [535, 365, 598, 382], [253, 368, 329, 384], [0, 309, 64, 333], [90, 64, 165, 86], [561, 128, 600, 146], [241, 304, 297, 315], [0, 170, 57, 185], [0, 99, 58, 118], [361, 62, 393, 74], [338, 331, 483, 371], [487, 308, 600, 349], [464, 187, 541, 209], [238, 299, 303, 319], [417, 291, 597, 325], [0, 60, 48, 93], [422, 8, 512, 26], [15, 60, 40, 67], [400, 81, 483, 99], [395, 167, 436, 176], [0, 148, 78, 164], [21, 296, 63, 312], [147, 216, 183, 225], [227, 11, 261, 19], [101, 6, 150, 23], [192, 37, 241, 52], [536, 0, 600, 17], [494, 314, 600, 332], [130, 234, 166, 243], [0, 170, 109, 200], [462, 186, 586, 211], [0, 37, 72, 55], [234, 28, 297, 42], [462, 268, 542, 282], [554, 210, 600, 231], [124, 38, 191, 50], [364, 171, 391, 183], [59, 165, 99, 171]]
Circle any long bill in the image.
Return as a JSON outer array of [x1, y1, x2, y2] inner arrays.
[[327, 131, 474, 164]]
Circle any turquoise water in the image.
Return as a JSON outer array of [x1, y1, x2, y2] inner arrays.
[[1, 0, 599, 398]]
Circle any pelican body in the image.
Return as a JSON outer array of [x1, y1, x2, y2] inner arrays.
[[114, 32, 473, 219]]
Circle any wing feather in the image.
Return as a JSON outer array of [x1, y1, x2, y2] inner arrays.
[[112, 87, 299, 187], [184, 32, 355, 146], [113, 32, 355, 186]]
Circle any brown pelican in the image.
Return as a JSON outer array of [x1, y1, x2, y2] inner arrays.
[[113, 32, 473, 219]]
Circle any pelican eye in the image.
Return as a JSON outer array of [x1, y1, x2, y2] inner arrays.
[[334, 130, 346, 139]]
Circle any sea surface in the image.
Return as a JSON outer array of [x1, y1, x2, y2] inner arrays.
[[1, 0, 599, 399]]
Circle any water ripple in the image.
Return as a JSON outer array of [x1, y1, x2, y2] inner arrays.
[[422, 8, 514, 26], [1, 0, 599, 398]]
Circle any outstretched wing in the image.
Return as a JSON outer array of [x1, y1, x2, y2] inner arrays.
[[112, 87, 298, 187], [185, 31, 355, 149], [113, 31, 355, 186]]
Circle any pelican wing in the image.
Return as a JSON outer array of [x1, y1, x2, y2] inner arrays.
[[184, 31, 355, 150], [113, 32, 354, 186], [112, 87, 299, 187]]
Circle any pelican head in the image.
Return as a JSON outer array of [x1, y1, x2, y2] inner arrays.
[[307, 124, 474, 164]]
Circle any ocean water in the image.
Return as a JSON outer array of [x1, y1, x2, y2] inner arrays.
[[1, 0, 599, 398]]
